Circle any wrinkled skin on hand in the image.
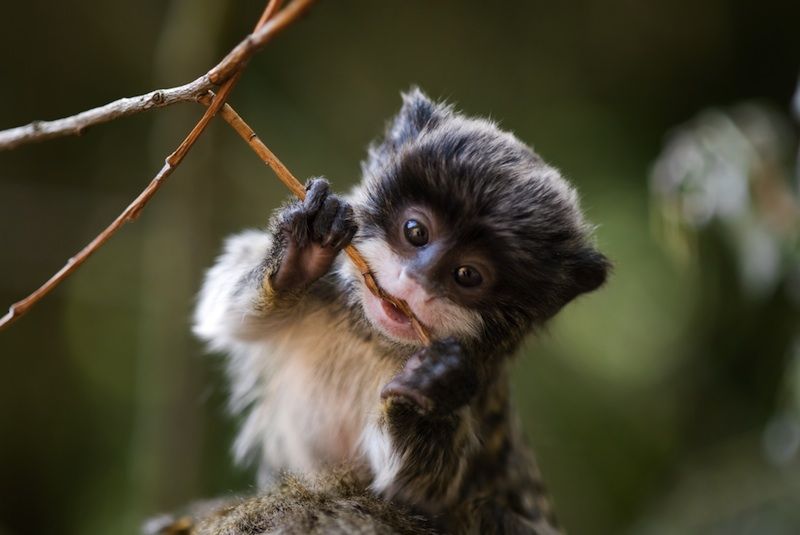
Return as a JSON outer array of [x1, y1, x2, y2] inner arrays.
[[382, 337, 479, 417], [271, 177, 357, 292]]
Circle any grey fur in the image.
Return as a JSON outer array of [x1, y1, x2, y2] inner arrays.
[[355, 87, 608, 352]]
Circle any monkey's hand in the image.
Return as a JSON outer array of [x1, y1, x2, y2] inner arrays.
[[381, 338, 479, 417], [270, 178, 357, 292], [373, 339, 479, 509]]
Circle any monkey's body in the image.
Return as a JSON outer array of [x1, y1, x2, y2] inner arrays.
[[194, 230, 558, 534], [189, 89, 608, 534], [195, 229, 399, 480]]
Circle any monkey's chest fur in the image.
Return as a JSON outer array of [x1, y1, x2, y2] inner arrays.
[[229, 302, 405, 485]]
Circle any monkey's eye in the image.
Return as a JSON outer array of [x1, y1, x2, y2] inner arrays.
[[403, 219, 429, 247], [454, 266, 482, 288]]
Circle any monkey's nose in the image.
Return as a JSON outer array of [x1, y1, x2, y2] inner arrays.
[[397, 268, 434, 304], [400, 265, 425, 286]]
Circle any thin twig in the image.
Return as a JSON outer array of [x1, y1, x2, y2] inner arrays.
[[199, 94, 433, 345], [0, 0, 314, 151], [257, 0, 286, 28], [0, 78, 212, 151], [0, 0, 310, 331], [207, 0, 314, 86]]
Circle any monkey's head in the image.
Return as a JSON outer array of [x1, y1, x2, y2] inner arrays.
[[343, 88, 609, 352]]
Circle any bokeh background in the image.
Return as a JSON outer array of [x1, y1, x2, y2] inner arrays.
[[1, 1, 799, 534]]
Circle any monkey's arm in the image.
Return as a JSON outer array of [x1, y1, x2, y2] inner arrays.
[[194, 178, 356, 347], [374, 342, 563, 534], [368, 339, 481, 511], [193, 228, 279, 345]]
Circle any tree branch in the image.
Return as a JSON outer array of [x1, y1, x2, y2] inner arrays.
[[0, 0, 311, 331], [0, 0, 433, 345], [206, 0, 313, 85], [199, 95, 433, 344], [0, 0, 314, 151], [0, 77, 212, 151]]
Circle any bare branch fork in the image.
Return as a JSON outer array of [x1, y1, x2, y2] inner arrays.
[[0, 0, 432, 343], [0, 0, 304, 152]]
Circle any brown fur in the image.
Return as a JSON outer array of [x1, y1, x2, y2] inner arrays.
[[147, 471, 436, 535]]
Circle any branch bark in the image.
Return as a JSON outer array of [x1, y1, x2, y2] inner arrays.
[[0, 78, 212, 151], [0, 0, 310, 330], [0, 0, 314, 151], [0, 0, 433, 345]]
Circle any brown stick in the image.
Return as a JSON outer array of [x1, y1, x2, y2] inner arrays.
[[207, 0, 314, 86], [257, 0, 286, 28], [199, 95, 433, 345], [0, 78, 212, 151], [0, 0, 309, 331], [0, 0, 314, 151]]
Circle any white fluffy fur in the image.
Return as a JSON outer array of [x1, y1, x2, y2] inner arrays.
[[194, 227, 485, 506], [359, 420, 405, 493], [194, 230, 416, 488], [193, 230, 277, 348]]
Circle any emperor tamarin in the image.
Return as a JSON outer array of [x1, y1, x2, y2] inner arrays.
[[193, 88, 609, 533]]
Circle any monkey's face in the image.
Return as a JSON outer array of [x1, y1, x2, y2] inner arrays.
[[351, 204, 491, 344], [343, 88, 610, 350]]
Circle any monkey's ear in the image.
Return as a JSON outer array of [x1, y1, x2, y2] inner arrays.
[[387, 87, 447, 146], [567, 247, 610, 299]]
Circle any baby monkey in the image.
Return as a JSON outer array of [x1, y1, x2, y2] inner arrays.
[[194, 88, 609, 534]]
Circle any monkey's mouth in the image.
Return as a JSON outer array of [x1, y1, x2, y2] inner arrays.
[[362, 288, 419, 343], [380, 298, 411, 325]]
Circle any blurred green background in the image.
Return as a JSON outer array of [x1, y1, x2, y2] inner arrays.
[[1, 1, 799, 534]]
